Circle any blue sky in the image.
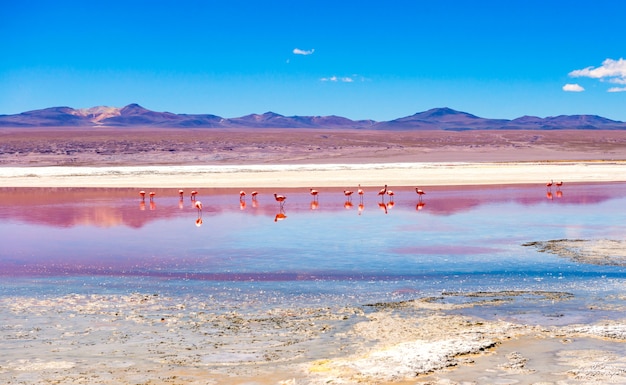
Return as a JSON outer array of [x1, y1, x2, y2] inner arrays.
[[2, 1, 625, 121]]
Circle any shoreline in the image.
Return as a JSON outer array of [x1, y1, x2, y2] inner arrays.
[[1, 160, 626, 188]]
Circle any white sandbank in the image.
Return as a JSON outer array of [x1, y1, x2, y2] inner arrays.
[[1, 161, 625, 188]]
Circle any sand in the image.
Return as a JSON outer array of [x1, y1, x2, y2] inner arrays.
[[2, 127, 626, 384], [2, 128, 626, 188]]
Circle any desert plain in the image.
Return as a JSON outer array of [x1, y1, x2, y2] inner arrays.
[[1, 128, 626, 187], [1, 127, 626, 385]]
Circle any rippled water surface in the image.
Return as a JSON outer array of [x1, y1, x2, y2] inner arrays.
[[1, 183, 625, 319]]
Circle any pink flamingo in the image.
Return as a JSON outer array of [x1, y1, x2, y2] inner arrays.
[[139, 190, 146, 201], [386, 190, 394, 201], [377, 185, 388, 201], [251, 191, 259, 200], [310, 188, 319, 201], [274, 193, 287, 208], [149, 191, 156, 201], [190, 191, 198, 200], [415, 188, 426, 201], [239, 190, 246, 200], [344, 190, 354, 201], [357, 184, 364, 202], [178, 189, 184, 198], [194, 200, 203, 215]]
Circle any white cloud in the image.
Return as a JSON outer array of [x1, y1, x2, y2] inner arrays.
[[569, 58, 626, 85], [320, 75, 356, 83], [293, 48, 314, 55], [563, 83, 585, 92], [608, 86, 626, 93]]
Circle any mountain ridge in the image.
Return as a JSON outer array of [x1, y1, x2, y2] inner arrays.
[[1, 104, 624, 130]]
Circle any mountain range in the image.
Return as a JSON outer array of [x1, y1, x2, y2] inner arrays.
[[1, 104, 625, 130]]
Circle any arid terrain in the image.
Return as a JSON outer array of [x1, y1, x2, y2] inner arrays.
[[2, 128, 626, 167]]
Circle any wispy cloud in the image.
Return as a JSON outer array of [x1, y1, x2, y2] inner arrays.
[[569, 58, 626, 90], [293, 48, 315, 55], [320, 75, 361, 83], [562, 83, 585, 92], [608, 86, 626, 93]]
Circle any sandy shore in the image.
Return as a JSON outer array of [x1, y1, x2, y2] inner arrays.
[[2, 128, 625, 188], [1, 161, 626, 188]]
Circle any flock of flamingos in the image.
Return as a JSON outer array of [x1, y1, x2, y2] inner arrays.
[[138, 180, 562, 225], [137, 184, 428, 224]]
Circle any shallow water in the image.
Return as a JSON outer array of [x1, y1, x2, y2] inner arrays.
[[1, 183, 625, 318]]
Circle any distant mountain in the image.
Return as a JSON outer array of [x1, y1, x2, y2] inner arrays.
[[1, 104, 625, 130]]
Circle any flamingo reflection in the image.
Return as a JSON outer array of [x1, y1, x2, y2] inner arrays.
[[344, 200, 353, 209], [546, 191, 553, 200], [149, 201, 156, 210], [195, 217, 203, 227], [274, 207, 287, 222], [416, 201, 426, 211], [310, 200, 319, 210], [358, 202, 364, 215], [386, 200, 395, 209], [556, 190, 563, 198], [139, 201, 146, 211], [240, 200, 247, 210], [378, 202, 388, 214]]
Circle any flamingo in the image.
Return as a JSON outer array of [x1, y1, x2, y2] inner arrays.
[[555, 181, 563, 190], [378, 185, 388, 201], [357, 184, 364, 201], [344, 190, 354, 201], [239, 190, 246, 200], [386, 190, 394, 201], [309, 188, 319, 200], [190, 191, 198, 200], [194, 200, 203, 215], [139, 190, 146, 201], [251, 191, 259, 200], [415, 188, 426, 201], [149, 191, 156, 201], [178, 189, 184, 198], [546, 180, 553, 190], [274, 193, 287, 208]]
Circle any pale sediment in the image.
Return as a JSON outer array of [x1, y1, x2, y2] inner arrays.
[[1, 161, 626, 188]]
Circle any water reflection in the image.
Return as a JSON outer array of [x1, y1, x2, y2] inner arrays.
[[0, 183, 621, 230]]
